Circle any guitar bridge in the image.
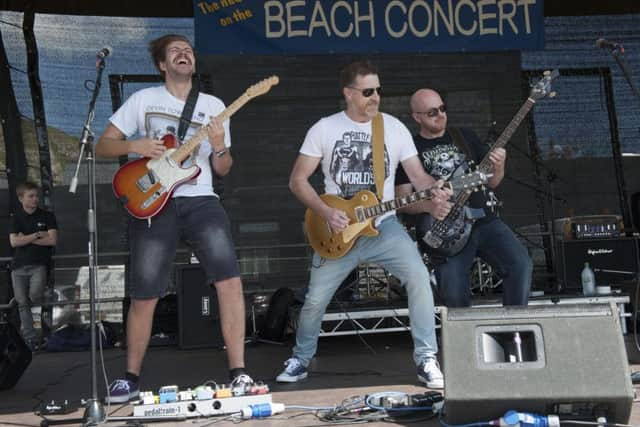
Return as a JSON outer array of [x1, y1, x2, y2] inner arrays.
[[141, 186, 166, 209], [354, 206, 366, 223], [423, 231, 443, 248], [136, 171, 160, 193]]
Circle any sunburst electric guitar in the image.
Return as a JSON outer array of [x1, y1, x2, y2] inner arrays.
[[112, 76, 279, 219], [305, 171, 489, 259]]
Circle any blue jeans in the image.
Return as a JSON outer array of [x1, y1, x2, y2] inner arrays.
[[11, 264, 47, 342], [292, 216, 437, 367], [435, 217, 532, 307]]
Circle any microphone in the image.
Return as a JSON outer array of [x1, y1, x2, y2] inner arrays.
[[596, 38, 624, 53], [96, 46, 112, 59]]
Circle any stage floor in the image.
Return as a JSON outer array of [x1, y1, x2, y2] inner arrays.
[[1, 331, 639, 426]]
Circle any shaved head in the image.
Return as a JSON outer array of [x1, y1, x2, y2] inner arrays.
[[410, 88, 447, 138]]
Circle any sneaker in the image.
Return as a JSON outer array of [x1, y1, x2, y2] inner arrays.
[[230, 374, 254, 395], [105, 379, 139, 403], [417, 358, 444, 389], [276, 357, 308, 383]]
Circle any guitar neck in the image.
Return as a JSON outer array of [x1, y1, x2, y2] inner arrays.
[[362, 188, 434, 220], [477, 98, 535, 173], [171, 92, 252, 163]]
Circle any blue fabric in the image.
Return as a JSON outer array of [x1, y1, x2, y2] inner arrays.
[[434, 217, 532, 307], [292, 216, 437, 367]]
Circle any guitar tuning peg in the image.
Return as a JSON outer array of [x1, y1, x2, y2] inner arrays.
[[549, 91, 557, 98], [543, 70, 550, 76]]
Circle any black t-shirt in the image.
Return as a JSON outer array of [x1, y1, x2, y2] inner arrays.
[[9, 207, 57, 268], [395, 128, 495, 227]]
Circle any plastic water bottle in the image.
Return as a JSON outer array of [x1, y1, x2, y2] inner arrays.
[[581, 262, 596, 296]]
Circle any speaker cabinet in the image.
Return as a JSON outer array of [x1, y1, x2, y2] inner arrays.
[[176, 265, 223, 349], [441, 303, 632, 424], [0, 322, 32, 390], [556, 237, 639, 291]]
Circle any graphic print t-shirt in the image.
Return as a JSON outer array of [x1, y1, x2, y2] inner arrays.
[[109, 85, 231, 198], [395, 128, 493, 215], [300, 111, 417, 223]]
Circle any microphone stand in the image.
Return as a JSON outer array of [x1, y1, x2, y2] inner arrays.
[[608, 45, 640, 100], [60, 56, 106, 426]]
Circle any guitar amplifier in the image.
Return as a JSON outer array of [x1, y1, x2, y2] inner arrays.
[[176, 265, 224, 349], [556, 237, 639, 291], [553, 215, 623, 240]]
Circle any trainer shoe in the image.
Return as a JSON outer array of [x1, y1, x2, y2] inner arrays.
[[276, 357, 308, 383], [105, 379, 140, 403], [417, 357, 444, 389]]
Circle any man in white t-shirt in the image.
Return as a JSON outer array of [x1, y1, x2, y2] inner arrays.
[[276, 61, 452, 389], [96, 34, 252, 403]]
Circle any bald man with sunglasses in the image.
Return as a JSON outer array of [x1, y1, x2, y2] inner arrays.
[[277, 62, 452, 389], [396, 88, 532, 308]]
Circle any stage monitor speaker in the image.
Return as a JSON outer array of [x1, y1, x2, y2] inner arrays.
[[176, 265, 223, 349], [0, 322, 32, 390], [441, 303, 632, 424], [556, 237, 639, 291]]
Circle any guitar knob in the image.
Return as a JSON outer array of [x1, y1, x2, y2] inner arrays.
[[543, 70, 550, 76], [549, 91, 557, 98], [319, 242, 325, 247]]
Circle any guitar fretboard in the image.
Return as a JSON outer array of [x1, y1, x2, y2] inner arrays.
[[449, 97, 536, 209], [170, 92, 252, 164], [362, 188, 434, 220]]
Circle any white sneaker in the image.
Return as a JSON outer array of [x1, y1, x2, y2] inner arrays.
[[417, 358, 444, 389], [276, 357, 308, 383]]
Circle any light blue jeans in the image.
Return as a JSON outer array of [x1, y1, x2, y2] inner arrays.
[[292, 216, 438, 367], [11, 264, 47, 342]]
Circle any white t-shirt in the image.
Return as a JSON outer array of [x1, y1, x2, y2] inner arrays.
[[300, 111, 417, 222], [109, 85, 231, 198]]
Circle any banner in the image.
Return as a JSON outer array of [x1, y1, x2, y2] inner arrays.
[[193, 0, 544, 55]]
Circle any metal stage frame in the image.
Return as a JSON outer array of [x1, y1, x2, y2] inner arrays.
[[319, 294, 631, 337]]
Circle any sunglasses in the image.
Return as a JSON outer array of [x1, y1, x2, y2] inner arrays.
[[349, 86, 382, 97], [416, 104, 447, 118]]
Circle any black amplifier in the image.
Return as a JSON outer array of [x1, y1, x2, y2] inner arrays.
[[556, 237, 639, 291], [554, 215, 623, 240]]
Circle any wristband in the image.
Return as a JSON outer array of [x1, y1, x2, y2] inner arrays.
[[215, 148, 227, 158]]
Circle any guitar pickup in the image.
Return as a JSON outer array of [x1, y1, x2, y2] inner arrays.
[[136, 171, 160, 193], [423, 232, 443, 248], [354, 206, 366, 222], [141, 186, 166, 209]]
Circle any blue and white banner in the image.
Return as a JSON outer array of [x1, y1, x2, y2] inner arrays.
[[193, 0, 544, 55]]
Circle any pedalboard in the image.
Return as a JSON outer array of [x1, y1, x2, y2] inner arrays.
[[132, 382, 271, 418]]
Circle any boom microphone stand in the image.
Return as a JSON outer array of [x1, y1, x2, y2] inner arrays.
[[62, 52, 108, 426]]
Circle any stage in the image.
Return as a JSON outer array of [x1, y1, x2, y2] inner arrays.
[[1, 327, 639, 427]]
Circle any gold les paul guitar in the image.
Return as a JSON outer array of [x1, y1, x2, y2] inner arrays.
[[304, 171, 489, 259]]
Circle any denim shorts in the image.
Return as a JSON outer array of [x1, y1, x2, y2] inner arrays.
[[128, 196, 240, 298]]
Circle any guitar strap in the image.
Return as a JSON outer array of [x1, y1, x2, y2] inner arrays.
[[448, 127, 474, 161], [177, 78, 200, 143], [371, 113, 385, 200]]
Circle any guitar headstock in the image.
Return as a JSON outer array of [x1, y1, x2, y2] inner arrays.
[[448, 171, 490, 193], [529, 69, 559, 102], [246, 75, 280, 99]]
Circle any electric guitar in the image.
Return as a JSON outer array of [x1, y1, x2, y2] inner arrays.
[[422, 69, 559, 257], [112, 76, 279, 219], [305, 171, 489, 259]]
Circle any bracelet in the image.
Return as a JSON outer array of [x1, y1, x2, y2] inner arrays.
[[215, 148, 227, 158]]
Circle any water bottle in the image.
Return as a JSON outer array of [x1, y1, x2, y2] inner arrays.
[[581, 262, 596, 296]]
